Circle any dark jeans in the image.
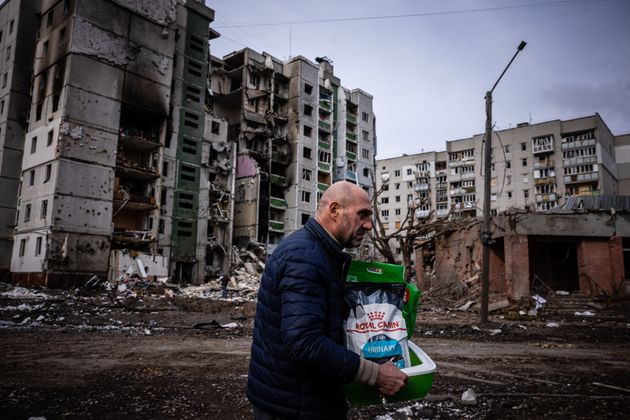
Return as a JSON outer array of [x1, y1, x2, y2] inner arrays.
[[252, 405, 287, 420]]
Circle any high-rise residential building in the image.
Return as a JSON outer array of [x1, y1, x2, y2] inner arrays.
[[376, 114, 625, 263], [210, 49, 376, 254], [0, 0, 39, 279], [9, 0, 220, 286]]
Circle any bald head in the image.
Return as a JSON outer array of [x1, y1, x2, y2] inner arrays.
[[315, 181, 373, 248]]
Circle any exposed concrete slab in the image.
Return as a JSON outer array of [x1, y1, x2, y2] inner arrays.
[[55, 159, 114, 201], [58, 121, 118, 167], [63, 85, 121, 132], [52, 195, 113, 233]]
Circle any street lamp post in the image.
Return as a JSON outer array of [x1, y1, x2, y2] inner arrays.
[[480, 41, 527, 324]]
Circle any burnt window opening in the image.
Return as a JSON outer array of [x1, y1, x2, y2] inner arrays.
[[186, 85, 201, 103], [188, 34, 204, 54], [211, 121, 220, 135], [180, 165, 197, 182]]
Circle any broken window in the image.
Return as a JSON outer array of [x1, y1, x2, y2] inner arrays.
[[47, 10, 54, 27], [303, 125, 312, 137], [304, 83, 313, 95], [303, 146, 312, 159], [522, 158, 527, 166], [211, 121, 220, 135], [24, 204, 31, 222], [505, 145, 511, 153], [19, 238, 26, 257], [362, 112, 369, 122], [301, 213, 309, 225], [35, 237, 42, 256], [40, 200, 48, 219], [5, 45, 10, 62], [58, 27, 66, 46], [506, 160, 511, 169], [523, 190, 529, 199], [44, 164, 51, 182], [47, 130, 54, 146], [301, 190, 311, 203], [302, 169, 312, 181], [521, 142, 526, 151], [303, 104, 312, 116], [29, 170, 35, 186], [31, 137, 37, 154]]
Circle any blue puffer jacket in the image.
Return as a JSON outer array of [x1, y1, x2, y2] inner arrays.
[[246, 218, 361, 419]]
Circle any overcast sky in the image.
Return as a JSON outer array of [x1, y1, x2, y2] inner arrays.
[[207, 0, 630, 159]]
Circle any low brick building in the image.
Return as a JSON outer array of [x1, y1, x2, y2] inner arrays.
[[416, 197, 630, 299]]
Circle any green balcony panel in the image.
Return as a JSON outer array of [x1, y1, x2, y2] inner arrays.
[[318, 182, 329, 192], [270, 174, 287, 185], [318, 162, 331, 171], [270, 196, 288, 209], [346, 113, 357, 124], [318, 141, 331, 150], [319, 100, 332, 111], [346, 131, 357, 141], [269, 220, 285, 231], [346, 151, 357, 161], [319, 120, 331, 132]]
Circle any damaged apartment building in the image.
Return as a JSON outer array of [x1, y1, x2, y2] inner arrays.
[[5, 0, 235, 286], [376, 114, 630, 298], [209, 49, 376, 253]]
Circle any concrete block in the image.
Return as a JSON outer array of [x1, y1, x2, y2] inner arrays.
[[52, 194, 113, 233], [63, 85, 121, 132], [58, 121, 118, 167], [67, 54, 123, 101], [55, 159, 114, 200]]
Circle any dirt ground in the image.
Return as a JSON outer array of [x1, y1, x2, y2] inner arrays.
[[1, 283, 630, 419]]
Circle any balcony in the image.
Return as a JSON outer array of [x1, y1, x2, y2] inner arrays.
[[270, 196, 288, 209], [534, 177, 556, 186], [345, 170, 357, 182], [346, 113, 357, 124], [436, 208, 450, 218], [561, 138, 596, 150], [564, 172, 599, 184], [318, 161, 331, 171], [436, 182, 448, 190], [562, 155, 597, 167], [269, 220, 285, 232], [449, 172, 475, 182], [272, 150, 289, 162], [318, 140, 331, 150], [346, 151, 357, 161], [318, 182, 329, 192], [532, 139, 554, 154], [450, 187, 464, 196], [533, 159, 555, 170], [535, 192, 557, 203], [346, 131, 357, 142], [415, 209, 430, 219], [270, 174, 287, 186], [319, 100, 332, 112], [319, 120, 331, 133], [415, 183, 430, 192], [436, 195, 448, 203]]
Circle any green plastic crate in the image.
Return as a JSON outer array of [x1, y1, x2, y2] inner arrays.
[[345, 341, 436, 405]]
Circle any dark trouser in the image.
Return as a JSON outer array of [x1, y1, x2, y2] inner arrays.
[[252, 404, 287, 420]]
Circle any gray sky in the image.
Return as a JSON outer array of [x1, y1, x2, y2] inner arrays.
[[207, 0, 630, 159]]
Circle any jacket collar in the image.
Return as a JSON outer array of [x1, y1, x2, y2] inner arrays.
[[304, 218, 349, 262]]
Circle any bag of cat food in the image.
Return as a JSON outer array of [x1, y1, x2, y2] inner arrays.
[[344, 282, 410, 368]]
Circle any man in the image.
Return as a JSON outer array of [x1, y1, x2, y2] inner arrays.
[[247, 181, 407, 419]]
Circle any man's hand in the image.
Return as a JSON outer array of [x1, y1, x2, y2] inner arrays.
[[375, 361, 408, 396]]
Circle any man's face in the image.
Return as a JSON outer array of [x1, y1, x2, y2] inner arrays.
[[337, 192, 373, 248]]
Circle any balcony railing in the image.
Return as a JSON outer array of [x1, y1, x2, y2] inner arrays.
[[562, 155, 597, 167], [318, 182, 329, 192], [346, 113, 357, 124], [564, 172, 599, 184], [561, 138, 596, 150], [415, 209, 430, 219], [319, 120, 331, 132], [535, 192, 557, 203], [318, 161, 331, 171], [270, 196, 288, 209], [345, 170, 357, 182], [346, 131, 357, 142], [533, 159, 555, 170], [272, 150, 288, 162], [319, 100, 332, 112], [532, 140, 554, 154], [346, 151, 357, 161], [415, 183, 430, 192], [318, 140, 331, 150], [269, 220, 285, 232], [270, 174, 287, 186], [436, 208, 450, 217], [450, 187, 464, 196]]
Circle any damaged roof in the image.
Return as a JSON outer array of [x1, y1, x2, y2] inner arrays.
[[555, 195, 630, 213]]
